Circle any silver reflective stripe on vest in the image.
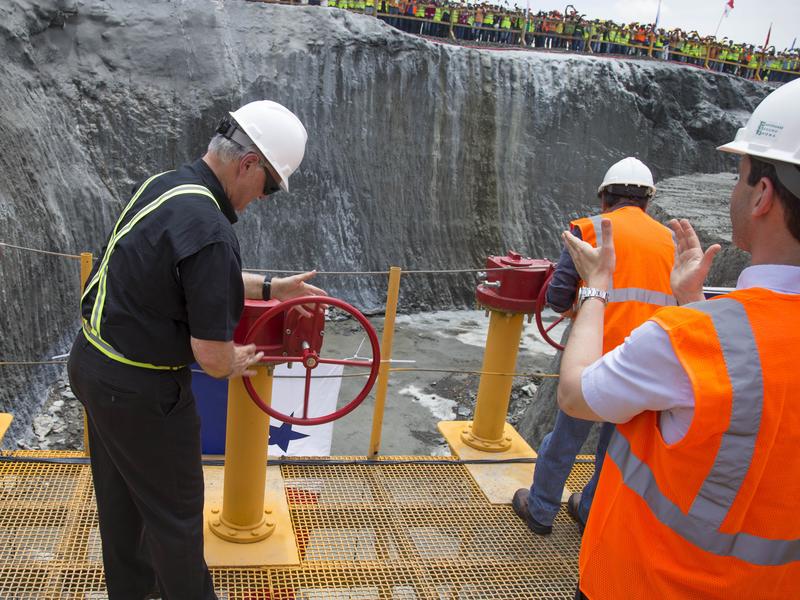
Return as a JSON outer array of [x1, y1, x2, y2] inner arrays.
[[608, 288, 677, 306], [589, 215, 603, 247], [606, 297, 800, 566], [607, 433, 800, 566], [684, 298, 763, 528]]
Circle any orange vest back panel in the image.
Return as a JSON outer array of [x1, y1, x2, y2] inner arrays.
[[571, 206, 675, 353]]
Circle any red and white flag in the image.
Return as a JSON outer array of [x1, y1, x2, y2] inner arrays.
[[723, 0, 734, 17]]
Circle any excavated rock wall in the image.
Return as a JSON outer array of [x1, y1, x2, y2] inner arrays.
[[0, 0, 766, 443]]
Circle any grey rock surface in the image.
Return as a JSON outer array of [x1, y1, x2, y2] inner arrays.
[[650, 171, 750, 287], [0, 0, 767, 444]]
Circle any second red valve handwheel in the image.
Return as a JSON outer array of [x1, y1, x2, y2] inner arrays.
[[534, 272, 568, 351], [241, 295, 381, 426]]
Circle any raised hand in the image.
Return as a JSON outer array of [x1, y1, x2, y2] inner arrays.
[[270, 270, 326, 301], [270, 271, 326, 318], [562, 218, 615, 290], [668, 219, 721, 305]]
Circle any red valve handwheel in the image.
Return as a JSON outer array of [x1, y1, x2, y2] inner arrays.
[[534, 272, 568, 351], [241, 295, 381, 426]]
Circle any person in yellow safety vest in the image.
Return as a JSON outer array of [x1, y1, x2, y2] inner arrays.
[[560, 78, 800, 600], [499, 12, 512, 44], [483, 10, 495, 43], [608, 26, 618, 53], [68, 101, 325, 599], [716, 44, 728, 72], [431, 4, 442, 38], [328, 0, 337, 7], [554, 19, 564, 49], [653, 32, 665, 60], [728, 44, 741, 76], [619, 28, 631, 55], [364, 0, 374, 15]]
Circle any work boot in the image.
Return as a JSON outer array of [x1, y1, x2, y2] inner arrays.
[[567, 492, 586, 535], [512, 488, 552, 535]]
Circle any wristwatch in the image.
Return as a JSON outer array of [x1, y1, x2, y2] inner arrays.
[[578, 286, 609, 308], [262, 278, 272, 301]]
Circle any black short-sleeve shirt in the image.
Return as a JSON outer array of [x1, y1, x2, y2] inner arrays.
[[81, 159, 244, 367]]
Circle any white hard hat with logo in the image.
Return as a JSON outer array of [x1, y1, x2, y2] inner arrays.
[[229, 100, 308, 193], [597, 157, 656, 196], [718, 79, 800, 198]]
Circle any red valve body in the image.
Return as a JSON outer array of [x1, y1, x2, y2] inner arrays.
[[475, 251, 553, 314]]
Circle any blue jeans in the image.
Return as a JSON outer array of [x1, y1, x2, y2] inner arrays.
[[528, 411, 615, 526]]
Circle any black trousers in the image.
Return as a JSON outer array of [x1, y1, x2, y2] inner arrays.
[[68, 335, 216, 600]]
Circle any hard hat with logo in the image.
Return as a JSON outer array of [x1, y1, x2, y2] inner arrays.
[[228, 100, 308, 193], [597, 157, 656, 197], [718, 79, 800, 198]]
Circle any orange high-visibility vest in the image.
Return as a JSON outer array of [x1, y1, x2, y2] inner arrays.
[[579, 288, 800, 598], [571, 206, 675, 353]]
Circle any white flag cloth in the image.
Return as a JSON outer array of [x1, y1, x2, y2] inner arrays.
[[268, 363, 343, 456]]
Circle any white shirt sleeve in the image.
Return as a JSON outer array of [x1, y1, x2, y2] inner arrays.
[[581, 321, 696, 444]]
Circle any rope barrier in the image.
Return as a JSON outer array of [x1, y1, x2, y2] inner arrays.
[[244, 264, 553, 275], [0, 241, 81, 260], [10, 363, 558, 378], [0, 360, 68, 366], [1, 239, 554, 276]]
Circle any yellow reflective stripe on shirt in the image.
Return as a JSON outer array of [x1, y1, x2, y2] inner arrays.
[[81, 321, 183, 371], [85, 182, 221, 370], [91, 184, 219, 334], [81, 171, 168, 304]]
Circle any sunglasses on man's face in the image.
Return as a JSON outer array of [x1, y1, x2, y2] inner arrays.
[[258, 158, 282, 197]]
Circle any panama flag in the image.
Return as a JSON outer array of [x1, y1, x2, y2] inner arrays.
[[723, 0, 734, 17], [268, 362, 344, 456]]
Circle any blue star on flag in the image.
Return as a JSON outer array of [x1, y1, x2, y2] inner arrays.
[[269, 415, 310, 452]]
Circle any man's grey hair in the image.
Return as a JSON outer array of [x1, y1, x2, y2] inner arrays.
[[207, 133, 259, 164]]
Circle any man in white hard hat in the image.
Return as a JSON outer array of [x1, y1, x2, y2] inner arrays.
[[68, 100, 322, 599], [513, 157, 676, 537], [558, 79, 800, 598]]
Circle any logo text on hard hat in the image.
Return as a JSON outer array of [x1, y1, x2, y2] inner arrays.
[[755, 121, 783, 139]]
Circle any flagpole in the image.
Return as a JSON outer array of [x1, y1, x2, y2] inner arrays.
[[654, 0, 662, 27], [713, 7, 726, 38]]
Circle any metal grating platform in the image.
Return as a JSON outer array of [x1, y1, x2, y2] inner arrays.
[[0, 452, 595, 599]]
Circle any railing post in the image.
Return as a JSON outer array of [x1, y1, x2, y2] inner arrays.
[[368, 267, 402, 458], [79, 252, 93, 457]]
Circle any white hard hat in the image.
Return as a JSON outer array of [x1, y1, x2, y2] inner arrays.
[[229, 100, 308, 193], [718, 79, 800, 197], [597, 157, 656, 196]]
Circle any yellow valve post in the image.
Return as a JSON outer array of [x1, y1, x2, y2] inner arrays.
[[368, 266, 402, 457], [209, 366, 275, 543], [80, 252, 93, 457], [461, 310, 525, 452]]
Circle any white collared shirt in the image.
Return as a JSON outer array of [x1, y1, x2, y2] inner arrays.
[[582, 265, 800, 444]]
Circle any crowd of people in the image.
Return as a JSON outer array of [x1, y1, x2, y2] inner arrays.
[[319, 0, 800, 82]]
